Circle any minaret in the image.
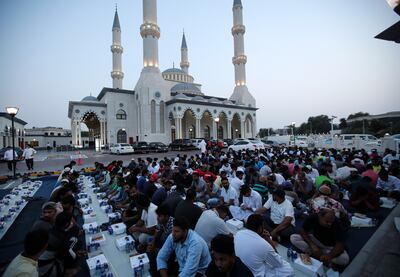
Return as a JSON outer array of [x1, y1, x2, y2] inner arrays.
[[180, 32, 189, 74], [229, 0, 255, 107], [111, 8, 124, 89], [140, 0, 160, 71]]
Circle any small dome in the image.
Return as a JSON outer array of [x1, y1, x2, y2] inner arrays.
[[173, 93, 190, 100], [171, 83, 201, 95], [208, 97, 219, 103], [192, 96, 205, 101], [223, 99, 233, 105], [163, 68, 186, 74], [81, 96, 98, 102]]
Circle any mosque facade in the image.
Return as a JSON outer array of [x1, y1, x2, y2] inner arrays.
[[68, 0, 257, 147]]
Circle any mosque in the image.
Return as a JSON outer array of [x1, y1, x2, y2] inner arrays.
[[68, 0, 257, 147]]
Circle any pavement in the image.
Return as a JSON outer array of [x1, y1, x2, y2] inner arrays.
[[0, 149, 201, 177]]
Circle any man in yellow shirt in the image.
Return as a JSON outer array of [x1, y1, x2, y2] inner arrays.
[[3, 230, 48, 277]]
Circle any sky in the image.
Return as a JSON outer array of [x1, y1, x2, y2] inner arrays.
[[0, 0, 399, 130]]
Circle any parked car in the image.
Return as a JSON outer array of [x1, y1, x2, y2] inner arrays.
[[149, 142, 168, 153], [0, 147, 23, 162], [248, 139, 265, 150], [228, 140, 257, 152], [169, 139, 194, 150], [223, 139, 234, 146], [109, 143, 134, 155], [131, 141, 150, 153], [261, 139, 280, 147]]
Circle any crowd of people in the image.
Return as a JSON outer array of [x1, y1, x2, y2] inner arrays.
[[3, 145, 400, 277]]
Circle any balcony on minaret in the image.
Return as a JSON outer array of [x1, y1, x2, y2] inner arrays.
[[143, 61, 159, 68], [111, 45, 123, 53], [111, 71, 124, 79], [232, 55, 247, 65], [232, 25, 246, 35], [140, 23, 160, 39]]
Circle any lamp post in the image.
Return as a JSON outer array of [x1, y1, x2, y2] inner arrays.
[[331, 115, 337, 142], [214, 117, 220, 139], [6, 107, 19, 179], [291, 122, 296, 146], [235, 128, 239, 138]]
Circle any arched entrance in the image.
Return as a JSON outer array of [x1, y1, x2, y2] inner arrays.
[[245, 114, 254, 138], [201, 111, 213, 139], [117, 129, 127, 143], [232, 113, 241, 138], [81, 112, 101, 149], [182, 109, 196, 139]]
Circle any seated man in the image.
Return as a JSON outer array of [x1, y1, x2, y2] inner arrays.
[[377, 169, 400, 201], [205, 234, 254, 277], [350, 179, 380, 213], [157, 217, 211, 277], [290, 209, 349, 267], [128, 193, 157, 250], [219, 177, 239, 206], [234, 214, 294, 277], [256, 189, 295, 241], [195, 205, 231, 247], [31, 202, 57, 233], [230, 185, 262, 221], [174, 188, 203, 230]]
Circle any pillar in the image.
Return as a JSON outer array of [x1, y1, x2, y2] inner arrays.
[[195, 118, 201, 139], [227, 119, 232, 139]]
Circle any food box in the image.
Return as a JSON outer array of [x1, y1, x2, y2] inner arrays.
[[380, 197, 396, 209], [82, 206, 94, 215], [83, 222, 99, 234], [111, 223, 126, 235], [89, 233, 106, 245], [108, 212, 121, 223], [101, 205, 113, 214], [351, 215, 373, 227], [130, 253, 150, 273], [83, 213, 97, 223], [115, 235, 135, 251], [293, 256, 324, 277], [97, 192, 106, 199], [78, 198, 90, 206], [226, 218, 244, 231], [77, 193, 89, 199], [86, 253, 109, 275]]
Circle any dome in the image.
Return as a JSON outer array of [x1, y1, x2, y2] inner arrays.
[[81, 96, 98, 102], [173, 93, 190, 100], [171, 83, 201, 95], [163, 68, 186, 74], [223, 99, 233, 105], [192, 95, 205, 101], [208, 97, 219, 103]]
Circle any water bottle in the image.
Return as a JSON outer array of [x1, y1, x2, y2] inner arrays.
[[89, 224, 93, 234], [291, 250, 298, 261], [95, 260, 101, 273], [287, 247, 292, 260], [108, 226, 113, 235]]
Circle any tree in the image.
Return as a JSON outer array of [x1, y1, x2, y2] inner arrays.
[[347, 112, 369, 120], [339, 118, 347, 129]]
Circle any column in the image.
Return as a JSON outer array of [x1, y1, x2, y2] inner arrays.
[[77, 122, 82, 146], [212, 120, 217, 140], [241, 120, 246, 139], [155, 103, 160, 133], [227, 119, 232, 139], [195, 118, 201, 139]]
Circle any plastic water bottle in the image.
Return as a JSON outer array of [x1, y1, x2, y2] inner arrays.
[[95, 260, 101, 273], [291, 250, 298, 261], [287, 247, 292, 260], [108, 226, 113, 235]]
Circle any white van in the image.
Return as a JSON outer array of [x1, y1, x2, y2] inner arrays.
[[338, 134, 380, 148]]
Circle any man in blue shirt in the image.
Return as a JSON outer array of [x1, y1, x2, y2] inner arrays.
[[157, 217, 211, 277]]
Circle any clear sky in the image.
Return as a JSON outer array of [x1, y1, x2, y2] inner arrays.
[[0, 0, 399, 130]]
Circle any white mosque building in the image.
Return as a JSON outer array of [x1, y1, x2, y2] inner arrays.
[[68, 0, 257, 147]]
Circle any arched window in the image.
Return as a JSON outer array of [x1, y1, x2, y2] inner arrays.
[[204, 126, 210, 140], [151, 100, 156, 133], [160, 101, 165, 133], [117, 129, 127, 143], [188, 125, 195, 139], [116, 109, 127, 120], [218, 126, 224, 139]]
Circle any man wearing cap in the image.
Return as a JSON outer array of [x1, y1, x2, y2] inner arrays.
[[310, 185, 348, 221], [143, 173, 158, 200], [191, 170, 207, 202], [256, 189, 295, 241], [31, 202, 57, 233]]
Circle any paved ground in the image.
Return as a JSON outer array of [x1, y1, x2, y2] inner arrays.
[[0, 149, 201, 178]]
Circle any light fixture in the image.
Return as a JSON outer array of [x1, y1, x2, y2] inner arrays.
[[6, 107, 19, 116], [214, 118, 220, 123], [235, 129, 238, 132]]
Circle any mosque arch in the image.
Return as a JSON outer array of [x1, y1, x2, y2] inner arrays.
[[245, 114, 254, 138], [116, 109, 127, 120], [160, 101, 165, 133], [182, 109, 196, 139], [232, 113, 241, 138], [151, 100, 156, 133], [117, 129, 127, 143]]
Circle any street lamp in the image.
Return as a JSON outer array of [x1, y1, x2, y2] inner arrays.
[[291, 122, 296, 146], [214, 117, 220, 139], [6, 107, 19, 179], [331, 115, 337, 142], [235, 128, 239, 138]]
